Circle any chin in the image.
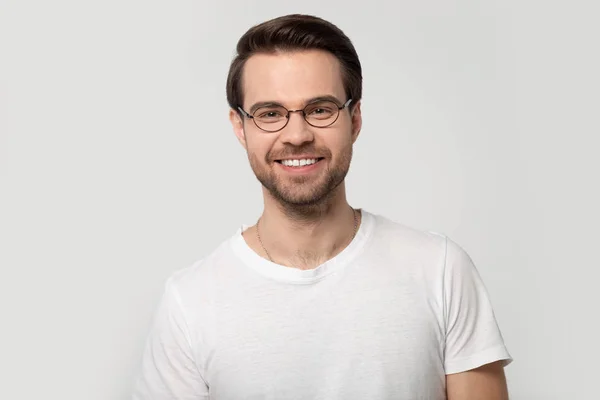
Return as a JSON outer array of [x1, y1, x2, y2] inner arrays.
[[272, 179, 342, 206]]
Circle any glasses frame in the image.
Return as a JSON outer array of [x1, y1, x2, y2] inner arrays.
[[237, 98, 353, 133]]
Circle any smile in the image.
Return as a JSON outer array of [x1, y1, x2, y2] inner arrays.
[[276, 158, 324, 167]]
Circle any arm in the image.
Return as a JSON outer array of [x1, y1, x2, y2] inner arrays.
[[446, 360, 509, 400], [132, 278, 209, 399], [442, 237, 512, 399]]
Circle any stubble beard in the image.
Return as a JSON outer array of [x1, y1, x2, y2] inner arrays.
[[248, 143, 353, 215]]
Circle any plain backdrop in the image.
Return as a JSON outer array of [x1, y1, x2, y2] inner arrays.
[[1, 1, 598, 399]]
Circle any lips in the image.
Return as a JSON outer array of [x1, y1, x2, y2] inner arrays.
[[273, 157, 325, 174], [275, 157, 325, 166]]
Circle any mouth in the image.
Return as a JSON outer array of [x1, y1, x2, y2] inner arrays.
[[275, 157, 325, 175], [275, 157, 325, 168]]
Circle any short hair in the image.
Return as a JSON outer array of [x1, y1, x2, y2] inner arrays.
[[226, 14, 362, 113]]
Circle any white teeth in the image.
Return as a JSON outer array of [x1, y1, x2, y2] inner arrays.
[[281, 158, 318, 167]]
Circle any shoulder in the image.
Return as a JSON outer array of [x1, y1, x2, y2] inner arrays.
[[165, 234, 240, 305], [367, 211, 449, 258], [365, 210, 477, 275]]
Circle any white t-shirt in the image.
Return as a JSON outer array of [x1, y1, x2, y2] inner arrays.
[[132, 210, 512, 399]]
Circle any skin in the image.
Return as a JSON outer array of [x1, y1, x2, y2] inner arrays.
[[446, 361, 509, 400], [229, 49, 509, 397], [229, 49, 362, 270]]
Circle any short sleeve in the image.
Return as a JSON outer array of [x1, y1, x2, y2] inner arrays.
[[132, 277, 209, 399], [442, 237, 513, 374]]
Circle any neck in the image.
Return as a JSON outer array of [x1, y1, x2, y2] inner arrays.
[[253, 182, 360, 270]]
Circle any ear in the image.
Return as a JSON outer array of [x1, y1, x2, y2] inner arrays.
[[350, 100, 362, 143], [229, 108, 247, 150]]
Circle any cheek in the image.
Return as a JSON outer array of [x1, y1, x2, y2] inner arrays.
[[246, 133, 276, 158], [323, 130, 353, 155]]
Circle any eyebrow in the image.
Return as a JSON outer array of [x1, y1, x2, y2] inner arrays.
[[248, 95, 344, 114]]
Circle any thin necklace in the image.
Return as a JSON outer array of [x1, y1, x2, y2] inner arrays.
[[256, 207, 359, 263]]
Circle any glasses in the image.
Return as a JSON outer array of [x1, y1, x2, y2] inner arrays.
[[238, 98, 353, 133]]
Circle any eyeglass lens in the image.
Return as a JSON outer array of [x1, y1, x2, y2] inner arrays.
[[252, 100, 341, 132]]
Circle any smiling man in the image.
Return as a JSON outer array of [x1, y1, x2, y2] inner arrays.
[[132, 14, 512, 400]]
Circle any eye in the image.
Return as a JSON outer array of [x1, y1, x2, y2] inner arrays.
[[306, 101, 337, 119], [310, 107, 332, 115], [260, 111, 279, 118], [256, 107, 286, 120]]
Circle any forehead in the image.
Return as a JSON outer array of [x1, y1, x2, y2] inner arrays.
[[241, 50, 346, 109]]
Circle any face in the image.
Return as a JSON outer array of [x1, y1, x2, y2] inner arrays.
[[229, 50, 362, 207]]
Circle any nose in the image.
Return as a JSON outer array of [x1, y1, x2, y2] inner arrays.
[[279, 111, 314, 146]]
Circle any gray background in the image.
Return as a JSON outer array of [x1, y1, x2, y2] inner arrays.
[[1, 0, 598, 399]]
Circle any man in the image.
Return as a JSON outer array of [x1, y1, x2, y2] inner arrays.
[[133, 14, 512, 400]]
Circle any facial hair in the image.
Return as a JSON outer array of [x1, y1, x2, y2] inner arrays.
[[248, 141, 353, 211]]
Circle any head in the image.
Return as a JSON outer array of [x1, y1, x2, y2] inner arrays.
[[227, 14, 363, 208]]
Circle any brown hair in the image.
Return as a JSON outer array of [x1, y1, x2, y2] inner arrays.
[[226, 14, 362, 113]]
